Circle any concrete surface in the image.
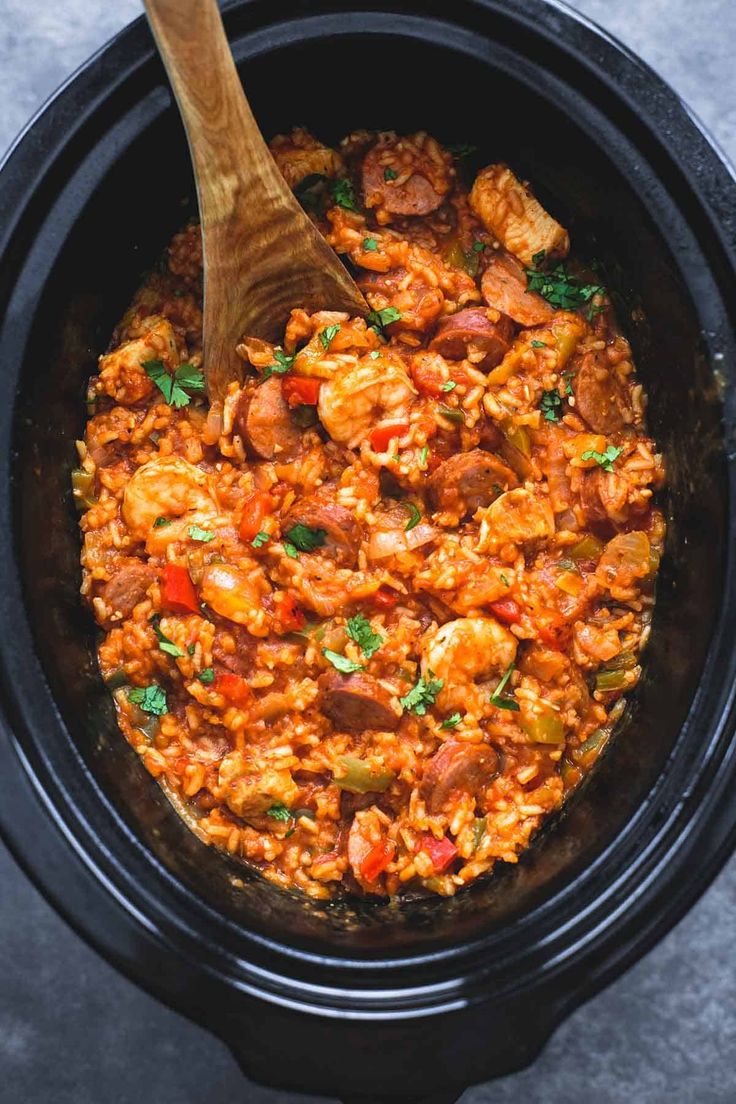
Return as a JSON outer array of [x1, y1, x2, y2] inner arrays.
[[0, 2, 734, 1101]]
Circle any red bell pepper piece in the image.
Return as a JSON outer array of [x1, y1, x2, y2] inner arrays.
[[276, 592, 306, 633], [489, 597, 522, 625], [282, 376, 321, 407], [215, 672, 252, 707], [369, 422, 409, 452], [239, 490, 274, 542], [162, 563, 199, 614], [373, 587, 399, 610], [410, 359, 444, 397], [418, 832, 457, 874], [359, 841, 395, 883]]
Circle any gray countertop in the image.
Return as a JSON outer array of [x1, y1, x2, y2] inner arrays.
[[1, 2, 735, 1101]]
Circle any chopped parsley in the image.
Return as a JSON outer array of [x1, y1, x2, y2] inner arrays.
[[404, 502, 422, 531], [197, 667, 215, 684], [143, 360, 206, 409], [323, 648, 364, 674], [128, 683, 168, 716], [525, 263, 605, 314], [367, 306, 403, 333], [294, 172, 328, 213], [531, 340, 549, 349], [283, 542, 299, 559], [331, 177, 359, 212], [263, 348, 295, 379], [472, 240, 486, 253], [400, 674, 443, 716], [187, 644, 196, 656], [441, 380, 457, 392], [490, 663, 519, 712], [383, 167, 398, 182], [153, 516, 171, 528], [188, 524, 214, 542], [441, 712, 462, 729], [266, 803, 292, 822], [419, 445, 429, 466], [283, 524, 327, 553], [150, 615, 184, 659], [438, 405, 465, 424], [251, 531, 270, 549], [346, 613, 383, 660], [540, 389, 563, 422], [319, 324, 341, 350], [500, 573, 510, 587], [369, 349, 381, 359], [562, 371, 574, 396], [363, 237, 378, 251], [581, 444, 623, 472]]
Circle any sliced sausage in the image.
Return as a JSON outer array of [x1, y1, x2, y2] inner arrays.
[[99, 561, 156, 625], [319, 671, 400, 732], [283, 491, 362, 567], [420, 740, 499, 813], [427, 448, 517, 516], [572, 351, 632, 434], [429, 308, 514, 370], [235, 376, 302, 461], [481, 251, 555, 327], [362, 137, 452, 218]]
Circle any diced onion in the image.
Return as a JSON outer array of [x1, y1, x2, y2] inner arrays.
[[367, 522, 438, 560]]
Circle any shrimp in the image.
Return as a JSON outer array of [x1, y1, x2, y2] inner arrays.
[[122, 455, 219, 550], [217, 751, 298, 819], [97, 316, 180, 405], [317, 352, 416, 447], [476, 488, 555, 553], [200, 562, 272, 637], [420, 616, 518, 711]]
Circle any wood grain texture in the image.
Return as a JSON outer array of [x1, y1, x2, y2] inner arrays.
[[143, 0, 366, 401]]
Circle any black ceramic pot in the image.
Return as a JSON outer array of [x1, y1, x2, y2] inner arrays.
[[1, 1, 735, 1099]]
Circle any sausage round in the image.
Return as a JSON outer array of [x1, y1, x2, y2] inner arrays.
[[429, 308, 514, 370], [283, 492, 362, 566], [427, 448, 518, 516], [420, 740, 499, 813], [481, 251, 555, 327], [572, 352, 632, 434], [235, 376, 302, 460], [99, 561, 156, 625], [319, 671, 400, 732], [362, 143, 450, 217]]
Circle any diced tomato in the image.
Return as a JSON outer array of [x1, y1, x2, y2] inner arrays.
[[276, 592, 306, 633], [373, 587, 400, 610], [369, 422, 409, 452], [489, 597, 522, 625], [215, 672, 252, 707], [538, 625, 561, 648], [418, 832, 457, 874], [359, 841, 395, 883], [162, 563, 199, 614], [411, 359, 444, 397], [282, 376, 321, 407], [239, 490, 274, 542]]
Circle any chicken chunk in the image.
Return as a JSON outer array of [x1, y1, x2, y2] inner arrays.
[[470, 164, 569, 266]]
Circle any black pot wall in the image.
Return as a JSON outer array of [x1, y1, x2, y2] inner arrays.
[[1, 1, 735, 1098]]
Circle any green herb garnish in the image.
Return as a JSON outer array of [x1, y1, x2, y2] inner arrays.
[[438, 405, 465, 424], [441, 712, 462, 729], [319, 324, 341, 350], [188, 524, 214, 542], [540, 389, 563, 422], [294, 172, 328, 213], [150, 616, 184, 659], [363, 237, 378, 251], [472, 240, 486, 253], [251, 531, 270, 549], [323, 648, 364, 674], [263, 348, 295, 380], [346, 613, 383, 660], [153, 516, 171, 528], [143, 360, 206, 409], [383, 166, 398, 181], [404, 502, 422, 531], [581, 444, 623, 472], [128, 683, 168, 716], [531, 340, 549, 349], [284, 524, 327, 553], [525, 263, 605, 313], [331, 177, 359, 211], [500, 573, 510, 587], [490, 663, 519, 712], [197, 667, 215, 684], [369, 349, 381, 359], [441, 380, 457, 393], [419, 445, 429, 466], [367, 306, 403, 333], [400, 674, 443, 716], [266, 803, 292, 822]]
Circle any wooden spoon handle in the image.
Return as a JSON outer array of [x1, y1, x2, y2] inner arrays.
[[143, 0, 365, 401]]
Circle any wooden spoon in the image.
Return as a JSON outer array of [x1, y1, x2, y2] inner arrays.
[[143, 0, 366, 401]]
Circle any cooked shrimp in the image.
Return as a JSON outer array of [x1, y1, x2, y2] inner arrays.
[[476, 488, 555, 553], [122, 456, 218, 549], [317, 352, 416, 447], [218, 750, 298, 819], [200, 562, 272, 637], [97, 316, 180, 405], [420, 616, 517, 711]]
